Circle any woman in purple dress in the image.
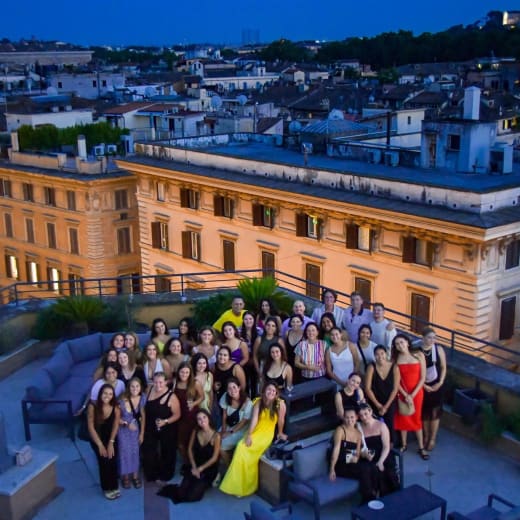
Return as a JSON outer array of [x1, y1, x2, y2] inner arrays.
[[117, 377, 145, 489]]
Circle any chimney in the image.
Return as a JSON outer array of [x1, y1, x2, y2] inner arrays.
[[77, 135, 87, 159], [10, 131, 19, 152], [463, 86, 480, 120]]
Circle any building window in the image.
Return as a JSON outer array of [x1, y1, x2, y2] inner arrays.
[[151, 222, 169, 250], [46, 267, 62, 293], [92, 80, 97, 87], [67, 190, 76, 211], [346, 224, 373, 252], [447, 134, 461, 151], [4, 254, 19, 279], [305, 263, 321, 299], [25, 218, 35, 243], [0, 179, 12, 198], [69, 228, 79, 255], [156, 182, 166, 202], [182, 230, 201, 261], [115, 189, 128, 210], [155, 273, 171, 293], [47, 223, 57, 249], [223, 240, 235, 271], [355, 277, 372, 307], [261, 251, 275, 277], [180, 188, 199, 209], [407, 116, 412, 125], [57, 81, 63, 89], [4, 213, 13, 238], [402, 236, 434, 267], [499, 296, 516, 340], [44, 187, 56, 207], [214, 195, 234, 218], [26, 260, 40, 284], [252, 204, 274, 228], [505, 240, 520, 270], [117, 273, 141, 295], [117, 227, 132, 254], [23, 183, 34, 202], [410, 292, 431, 333], [68, 273, 84, 296], [102, 80, 107, 87], [296, 213, 322, 240]]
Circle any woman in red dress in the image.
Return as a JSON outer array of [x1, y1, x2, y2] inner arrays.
[[392, 334, 428, 460]]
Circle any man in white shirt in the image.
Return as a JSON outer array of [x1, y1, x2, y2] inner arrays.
[[281, 299, 314, 337], [369, 302, 396, 350], [342, 291, 373, 343], [311, 288, 345, 328]]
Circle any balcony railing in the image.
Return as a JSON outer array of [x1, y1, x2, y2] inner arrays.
[[1, 268, 518, 370]]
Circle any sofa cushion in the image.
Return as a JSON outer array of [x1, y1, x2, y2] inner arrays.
[[43, 350, 73, 387], [67, 333, 102, 363], [54, 376, 89, 413], [137, 334, 150, 348], [292, 441, 328, 481], [250, 501, 278, 520], [288, 476, 358, 506], [101, 333, 116, 351], [25, 371, 55, 401], [69, 359, 99, 379]]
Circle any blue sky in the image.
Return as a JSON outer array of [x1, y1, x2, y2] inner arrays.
[[1, 0, 514, 46]]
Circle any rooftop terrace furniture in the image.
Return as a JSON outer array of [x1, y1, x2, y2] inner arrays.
[[21, 332, 149, 441], [244, 501, 294, 520], [283, 439, 404, 520], [447, 494, 519, 520]]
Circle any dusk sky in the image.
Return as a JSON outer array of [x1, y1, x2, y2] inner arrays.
[[1, 0, 514, 46]]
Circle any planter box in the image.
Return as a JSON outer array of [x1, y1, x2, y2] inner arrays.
[[453, 388, 493, 424]]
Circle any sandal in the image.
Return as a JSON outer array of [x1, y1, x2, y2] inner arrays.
[[399, 445, 408, 453], [132, 477, 142, 489], [418, 448, 430, 460], [426, 441, 436, 451], [122, 477, 131, 489]]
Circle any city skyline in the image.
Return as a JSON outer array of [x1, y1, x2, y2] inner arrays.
[[1, 0, 515, 47]]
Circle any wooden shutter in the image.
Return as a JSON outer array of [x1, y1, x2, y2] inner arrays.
[[410, 292, 430, 333], [316, 218, 323, 240], [402, 236, 416, 263], [499, 297, 516, 340], [180, 188, 189, 207], [346, 223, 359, 249], [214, 195, 224, 216], [223, 240, 235, 272], [4, 255, 10, 278], [369, 229, 375, 252], [426, 241, 435, 267], [261, 251, 275, 277], [355, 277, 372, 307], [151, 222, 161, 249], [296, 213, 307, 237], [181, 231, 192, 258], [305, 263, 321, 299], [252, 204, 263, 226]]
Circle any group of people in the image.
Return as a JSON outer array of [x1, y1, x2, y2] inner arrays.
[[86, 289, 447, 505]]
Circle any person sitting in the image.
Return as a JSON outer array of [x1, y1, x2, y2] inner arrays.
[[117, 350, 146, 389], [142, 343, 172, 387], [213, 296, 246, 333], [93, 348, 119, 381], [124, 332, 143, 364], [263, 343, 293, 391], [220, 382, 287, 497], [334, 372, 365, 419], [91, 363, 125, 402]]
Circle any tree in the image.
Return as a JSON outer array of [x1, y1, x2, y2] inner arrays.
[[260, 39, 310, 62]]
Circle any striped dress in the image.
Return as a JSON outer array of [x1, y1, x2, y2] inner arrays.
[[295, 340, 327, 379]]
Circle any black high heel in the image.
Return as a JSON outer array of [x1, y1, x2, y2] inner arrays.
[[418, 448, 430, 460]]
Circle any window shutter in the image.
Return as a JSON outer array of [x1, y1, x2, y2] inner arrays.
[[196, 233, 202, 261], [151, 222, 161, 249], [181, 231, 192, 258], [223, 240, 235, 271], [426, 241, 434, 267], [369, 229, 375, 252], [214, 195, 224, 216], [252, 204, 263, 225], [4, 255, 9, 278], [402, 236, 416, 263], [499, 297, 516, 340], [46, 267, 53, 291], [346, 224, 359, 249], [180, 188, 189, 208], [316, 218, 324, 240], [295, 213, 307, 236]]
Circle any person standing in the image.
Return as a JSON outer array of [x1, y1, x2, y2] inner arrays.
[[311, 289, 345, 328], [281, 300, 313, 337], [213, 296, 246, 332], [369, 303, 396, 352], [342, 292, 373, 343], [421, 327, 447, 452]]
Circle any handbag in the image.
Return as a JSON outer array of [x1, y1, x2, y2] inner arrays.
[[398, 380, 415, 416]]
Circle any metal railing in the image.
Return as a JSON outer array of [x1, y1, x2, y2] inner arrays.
[[1, 268, 519, 370]]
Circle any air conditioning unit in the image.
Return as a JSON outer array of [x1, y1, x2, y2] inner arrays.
[[489, 145, 513, 175], [368, 149, 382, 164], [384, 150, 399, 167], [106, 144, 117, 154], [93, 144, 105, 156]]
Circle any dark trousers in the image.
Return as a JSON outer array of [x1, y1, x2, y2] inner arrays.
[[90, 442, 118, 491], [171, 475, 211, 503], [142, 425, 177, 482]]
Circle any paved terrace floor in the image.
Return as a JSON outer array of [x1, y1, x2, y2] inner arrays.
[[1, 359, 519, 520]]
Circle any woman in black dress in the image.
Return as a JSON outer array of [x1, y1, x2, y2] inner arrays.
[[364, 345, 400, 443], [334, 372, 365, 419], [213, 346, 246, 401], [142, 372, 181, 484], [421, 327, 447, 452], [87, 383, 121, 499], [158, 410, 221, 504]]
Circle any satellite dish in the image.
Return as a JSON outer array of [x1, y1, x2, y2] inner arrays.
[[46, 86, 58, 95], [211, 95, 222, 109], [144, 86, 156, 98], [328, 109, 345, 120], [288, 121, 302, 134], [236, 94, 248, 106]]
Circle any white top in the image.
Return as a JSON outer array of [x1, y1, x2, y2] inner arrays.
[[311, 304, 345, 329], [356, 340, 378, 373], [192, 345, 219, 369], [369, 318, 396, 350], [329, 346, 355, 388], [90, 379, 125, 401], [143, 358, 165, 385]]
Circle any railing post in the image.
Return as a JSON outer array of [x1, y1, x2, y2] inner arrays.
[[450, 330, 456, 360], [180, 274, 186, 302], [97, 279, 102, 299], [14, 285, 19, 307]]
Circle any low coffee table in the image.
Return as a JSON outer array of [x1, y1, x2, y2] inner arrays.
[[351, 484, 447, 520]]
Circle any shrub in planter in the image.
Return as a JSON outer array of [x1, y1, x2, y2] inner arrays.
[[237, 277, 293, 317], [192, 292, 235, 329], [479, 403, 505, 442]]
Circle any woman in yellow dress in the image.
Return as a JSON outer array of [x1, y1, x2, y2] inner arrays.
[[220, 382, 287, 497]]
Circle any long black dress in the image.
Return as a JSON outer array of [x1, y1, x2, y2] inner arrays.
[[362, 434, 399, 497], [89, 405, 118, 492], [367, 362, 397, 442], [158, 432, 219, 504], [142, 389, 178, 482]]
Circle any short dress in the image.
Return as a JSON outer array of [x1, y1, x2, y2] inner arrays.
[[422, 344, 444, 421], [394, 362, 423, 432]]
